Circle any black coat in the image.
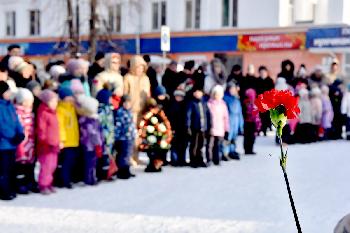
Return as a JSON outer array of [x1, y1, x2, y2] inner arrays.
[[147, 66, 159, 97], [168, 99, 187, 134], [88, 62, 104, 88], [258, 77, 274, 94], [162, 68, 184, 97]]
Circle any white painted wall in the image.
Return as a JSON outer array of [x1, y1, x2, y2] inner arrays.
[[0, 0, 349, 39]]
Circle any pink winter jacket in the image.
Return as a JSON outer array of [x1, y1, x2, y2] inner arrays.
[[207, 99, 230, 137], [36, 103, 60, 155]]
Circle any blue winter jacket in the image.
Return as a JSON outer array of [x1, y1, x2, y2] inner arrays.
[[223, 93, 244, 140], [0, 99, 24, 150], [186, 98, 211, 132]]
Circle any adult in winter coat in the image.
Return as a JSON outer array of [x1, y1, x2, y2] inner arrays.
[[294, 88, 313, 143], [277, 59, 295, 86], [227, 64, 244, 85], [92, 53, 123, 97], [8, 56, 35, 88], [0, 81, 24, 200], [206, 85, 229, 165], [14, 88, 37, 194], [162, 61, 180, 97], [329, 80, 344, 140], [257, 66, 274, 135], [341, 84, 350, 140], [123, 55, 151, 165], [320, 85, 334, 139], [310, 87, 323, 142], [88, 52, 105, 88], [204, 58, 227, 95], [223, 82, 244, 159]]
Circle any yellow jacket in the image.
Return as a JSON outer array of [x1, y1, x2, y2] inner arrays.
[[57, 101, 80, 148]]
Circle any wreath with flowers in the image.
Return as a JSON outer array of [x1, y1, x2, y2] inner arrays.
[[138, 107, 173, 151]]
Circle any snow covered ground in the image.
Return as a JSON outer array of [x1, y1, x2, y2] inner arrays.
[[0, 135, 349, 233]]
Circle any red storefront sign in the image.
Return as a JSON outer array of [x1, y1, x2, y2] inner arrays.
[[237, 33, 306, 51]]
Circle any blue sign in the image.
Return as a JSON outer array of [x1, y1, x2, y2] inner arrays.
[[306, 27, 350, 48]]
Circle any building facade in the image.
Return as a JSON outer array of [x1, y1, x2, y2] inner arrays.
[[0, 0, 350, 77]]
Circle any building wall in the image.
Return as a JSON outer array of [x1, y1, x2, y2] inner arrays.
[[0, 0, 350, 39]]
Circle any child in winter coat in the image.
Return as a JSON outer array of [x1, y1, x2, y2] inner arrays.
[[14, 88, 37, 194], [341, 84, 350, 140], [96, 88, 115, 180], [310, 87, 323, 142], [243, 89, 261, 155], [223, 82, 244, 160], [294, 88, 313, 143], [168, 88, 188, 166], [56, 87, 80, 189], [114, 95, 136, 179], [186, 85, 211, 168], [36, 90, 60, 194], [0, 81, 24, 200], [76, 95, 103, 185], [320, 85, 334, 140], [206, 85, 229, 165]]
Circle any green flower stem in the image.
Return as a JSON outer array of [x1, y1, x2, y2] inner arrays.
[[278, 136, 302, 233]]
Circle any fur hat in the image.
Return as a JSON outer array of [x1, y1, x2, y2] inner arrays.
[[39, 89, 58, 105], [76, 95, 99, 118], [8, 56, 24, 71], [173, 87, 186, 97], [0, 81, 10, 98], [95, 52, 105, 62], [15, 88, 34, 104]]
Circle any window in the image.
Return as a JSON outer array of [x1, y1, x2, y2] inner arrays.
[[29, 10, 40, 35], [109, 4, 122, 32], [152, 1, 167, 30], [5, 11, 16, 36], [185, 0, 200, 29], [222, 0, 237, 27]]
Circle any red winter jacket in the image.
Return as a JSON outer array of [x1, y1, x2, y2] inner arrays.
[[36, 103, 60, 155]]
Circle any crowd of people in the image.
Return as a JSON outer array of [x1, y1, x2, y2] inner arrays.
[[0, 44, 349, 201]]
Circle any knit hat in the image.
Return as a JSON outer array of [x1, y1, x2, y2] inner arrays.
[[191, 81, 204, 93], [155, 85, 166, 97], [58, 87, 73, 100], [8, 56, 24, 71], [39, 89, 58, 105], [210, 85, 224, 98], [0, 81, 10, 98], [96, 88, 112, 105], [76, 95, 99, 117], [70, 79, 85, 95], [298, 88, 309, 98], [245, 88, 256, 100], [49, 65, 66, 81], [226, 81, 237, 91], [184, 60, 195, 70], [15, 88, 34, 104], [173, 87, 186, 97], [26, 80, 41, 93]]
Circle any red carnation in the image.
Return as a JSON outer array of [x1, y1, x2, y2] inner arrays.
[[255, 89, 300, 119]]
